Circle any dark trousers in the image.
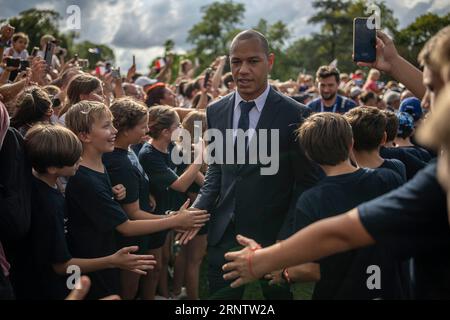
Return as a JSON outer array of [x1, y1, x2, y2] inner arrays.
[[207, 221, 293, 300], [0, 274, 15, 300]]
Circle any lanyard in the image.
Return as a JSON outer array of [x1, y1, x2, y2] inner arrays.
[[320, 97, 340, 113]]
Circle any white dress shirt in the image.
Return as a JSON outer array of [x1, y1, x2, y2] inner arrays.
[[232, 84, 270, 141]]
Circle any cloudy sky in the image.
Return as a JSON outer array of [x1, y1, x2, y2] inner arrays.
[[1, 0, 449, 73]]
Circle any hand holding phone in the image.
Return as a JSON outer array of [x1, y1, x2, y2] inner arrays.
[[44, 41, 55, 69], [204, 68, 212, 88]]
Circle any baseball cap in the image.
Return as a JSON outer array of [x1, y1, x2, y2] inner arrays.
[[399, 97, 423, 122], [397, 112, 414, 137], [350, 86, 362, 98], [135, 76, 157, 88]]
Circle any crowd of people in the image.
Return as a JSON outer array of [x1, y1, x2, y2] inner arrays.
[[0, 17, 449, 300]]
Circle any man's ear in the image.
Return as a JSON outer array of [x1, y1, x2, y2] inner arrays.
[[268, 53, 275, 72]]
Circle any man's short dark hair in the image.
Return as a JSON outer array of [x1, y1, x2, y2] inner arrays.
[[316, 66, 340, 83], [345, 107, 387, 152], [230, 29, 270, 57], [381, 110, 399, 142], [360, 90, 377, 105], [297, 113, 353, 166]]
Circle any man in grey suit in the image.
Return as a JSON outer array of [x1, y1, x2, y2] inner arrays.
[[182, 30, 320, 299]]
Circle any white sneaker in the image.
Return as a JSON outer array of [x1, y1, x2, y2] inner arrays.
[[154, 295, 169, 300], [171, 287, 188, 300]]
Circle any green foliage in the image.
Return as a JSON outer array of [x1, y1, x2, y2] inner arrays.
[[395, 12, 450, 67], [0, 8, 114, 65], [187, 0, 245, 69], [72, 41, 115, 68]]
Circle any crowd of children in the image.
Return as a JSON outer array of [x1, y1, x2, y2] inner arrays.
[[0, 18, 449, 300]]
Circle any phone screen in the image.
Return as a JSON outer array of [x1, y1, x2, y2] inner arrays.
[[44, 42, 55, 67], [204, 68, 212, 87], [353, 18, 376, 63]]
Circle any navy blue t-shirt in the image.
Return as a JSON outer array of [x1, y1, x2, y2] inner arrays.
[[358, 161, 450, 299], [398, 146, 432, 163], [139, 143, 187, 215], [65, 165, 128, 300], [294, 168, 406, 300], [379, 159, 407, 182], [307, 95, 357, 114], [103, 148, 153, 252], [380, 146, 426, 180], [12, 176, 71, 300]]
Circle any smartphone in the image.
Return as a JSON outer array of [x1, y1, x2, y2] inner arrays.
[[132, 55, 136, 65], [204, 68, 212, 87], [31, 47, 39, 57], [5, 57, 20, 68], [19, 60, 30, 71], [353, 17, 376, 63], [44, 41, 55, 67], [111, 67, 121, 79]]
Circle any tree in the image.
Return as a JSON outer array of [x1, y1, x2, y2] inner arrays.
[[187, 0, 245, 66], [283, 0, 399, 77], [395, 12, 450, 67], [0, 9, 75, 52], [308, 0, 352, 62], [72, 41, 115, 69], [0, 8, 115, 67]]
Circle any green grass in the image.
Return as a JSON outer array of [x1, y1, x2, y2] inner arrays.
[[198, 258, 314, 300]]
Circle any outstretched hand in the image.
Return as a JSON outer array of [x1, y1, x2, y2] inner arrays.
[[222, 235, 262, 289]]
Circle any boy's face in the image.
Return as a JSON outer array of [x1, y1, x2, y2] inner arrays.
[[126, 114, 149, 145], [13, 38, 28, 52], [86, 113, 117, 154]]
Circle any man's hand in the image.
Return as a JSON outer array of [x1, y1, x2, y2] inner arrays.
[[264, 270, 285, 286], [174, 200, 210, 231], [112, 184, 126, 201], [356, 30, 399, 74]]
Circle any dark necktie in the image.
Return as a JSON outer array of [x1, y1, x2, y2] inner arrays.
[[238, 100, 256, 132], [235, 100, 256, 163]]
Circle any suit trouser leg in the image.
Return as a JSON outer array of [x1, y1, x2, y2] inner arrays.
[[207, 221, 245, 300], [207, 221, 293, 300]]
